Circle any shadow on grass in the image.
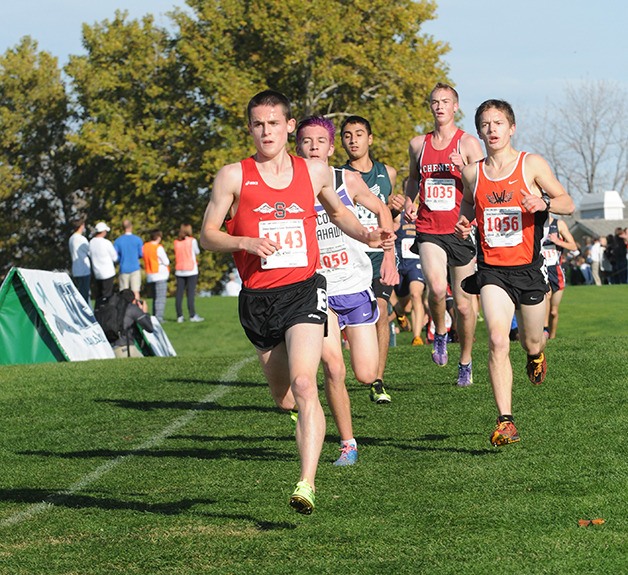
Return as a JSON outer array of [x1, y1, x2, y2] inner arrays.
[[94, 399, 278, 413], [0, 488, 217, 515], [170, 434, 294, 443], [166, 378, 263, 389], [333, 434, 495, 456], [0, 488, 296, 529], [17, 446, 291, 461]]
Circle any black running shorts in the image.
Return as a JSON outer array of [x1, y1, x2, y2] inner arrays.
[[461, 264, 549, 308], [415, 232, 476, 267], [238, 273, 328, 350], [371, 277, 393, 302]]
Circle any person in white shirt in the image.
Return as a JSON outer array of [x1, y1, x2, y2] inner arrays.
[[223, 272, 242, 297], [588, 236, 603, 286], [68, 218, 91, 304], [89, 222, 118, 301]]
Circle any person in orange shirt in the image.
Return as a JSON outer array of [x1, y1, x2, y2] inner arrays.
[[143, 229, 170, 322], [455, 99, 574, 447], [173, 224, 204, 323]]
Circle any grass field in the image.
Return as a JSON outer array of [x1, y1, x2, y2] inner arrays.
[[0, 285, 626, 574]]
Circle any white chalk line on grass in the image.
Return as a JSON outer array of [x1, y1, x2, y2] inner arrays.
[[1, 356, 256, 528]]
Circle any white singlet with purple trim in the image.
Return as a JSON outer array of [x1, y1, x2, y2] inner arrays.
[[315, 168, 373, 297]]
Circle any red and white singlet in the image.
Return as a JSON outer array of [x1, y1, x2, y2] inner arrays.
[[416, 129, 465, 234], [226, 155, 320, 289]]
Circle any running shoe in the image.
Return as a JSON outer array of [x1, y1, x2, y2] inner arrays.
[[411, 336, 424, 346], [289, 409, 299, 423], [431, 333, 448, 366], [190, 314, 205, 322], [289, 480, 315, 515], [396, 314, 411, 332], [490, 419, 520, 447], [526, 352, 547, 385], [177, 316, 185, 323], [369, 380, 391, 404], [457, 362, 473, 387], [333, 444, 358, 466]]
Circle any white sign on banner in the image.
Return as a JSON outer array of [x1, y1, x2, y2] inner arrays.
[[17, 268, 115, 361], [141, 317, 177, 357]]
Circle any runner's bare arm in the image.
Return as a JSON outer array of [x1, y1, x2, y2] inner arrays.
[[404, 136, 424, 220], [523, 154, 575, 216], [345, 170, 399, 284], [455, 163, 478, 240], [311, 161, 394, 249], [200, 163, 280, 257]]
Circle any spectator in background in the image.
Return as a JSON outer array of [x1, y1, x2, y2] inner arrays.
[[610, 227, 627, 284], [112, 289, 154, 358], [174, 223, 204, 323], [89, 222, 118, 302], [223, 272, 241, 297], [143, 229, 170, 322], [578, 255, 593, 285], [114, 219, 144, 299], [68, 217, 91, 304], [588, 236, 603, 286], [600, 236, 613, 284]]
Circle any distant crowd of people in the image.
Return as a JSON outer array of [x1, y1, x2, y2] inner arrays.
[[68, 219, 205, 323], [563, 227, 628, 286]]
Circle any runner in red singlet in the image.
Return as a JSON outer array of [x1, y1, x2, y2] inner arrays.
[[200, 91, 393, 515], [404, 83, 484, 387]]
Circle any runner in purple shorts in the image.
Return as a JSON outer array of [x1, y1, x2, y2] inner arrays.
[[296, 116, 398, 466]]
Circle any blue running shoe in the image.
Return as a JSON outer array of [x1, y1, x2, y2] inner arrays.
[[333, 444, 358, 466], [432, 333, 448, 366], [457, 362, 473, 387]]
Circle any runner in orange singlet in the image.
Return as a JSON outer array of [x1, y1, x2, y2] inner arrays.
[[455, 99, 574, 447]]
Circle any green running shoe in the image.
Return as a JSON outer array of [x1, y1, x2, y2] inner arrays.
[[369, 380, 391, 404], [289, 480, 315, 515]]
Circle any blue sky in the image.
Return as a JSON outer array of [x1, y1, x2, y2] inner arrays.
[[2, 0, 626, 136], [423, 0, 628, 134]]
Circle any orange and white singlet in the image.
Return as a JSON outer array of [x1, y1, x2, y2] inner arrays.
[[226, 155, 320, 290], [416, 129, 465, 234], [473, 151, 548, 268]]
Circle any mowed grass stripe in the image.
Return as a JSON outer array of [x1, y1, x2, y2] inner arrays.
[[0, 355, 255, 528]]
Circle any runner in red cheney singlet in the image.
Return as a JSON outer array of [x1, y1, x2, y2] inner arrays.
[[404, 83, 484, 387]]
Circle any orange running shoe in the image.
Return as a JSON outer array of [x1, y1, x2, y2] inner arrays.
[[526, 352, 547, 385], [490, 419, 520, 447]]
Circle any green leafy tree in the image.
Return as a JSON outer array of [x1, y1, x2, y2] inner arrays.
[[66, 11, 227, 290], [1, 2, 453, 290], [0, 38, 75, 276], [173, 0, 450, 182]]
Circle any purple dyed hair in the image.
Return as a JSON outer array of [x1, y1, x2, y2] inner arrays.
[[296, 116, 336, 143]]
